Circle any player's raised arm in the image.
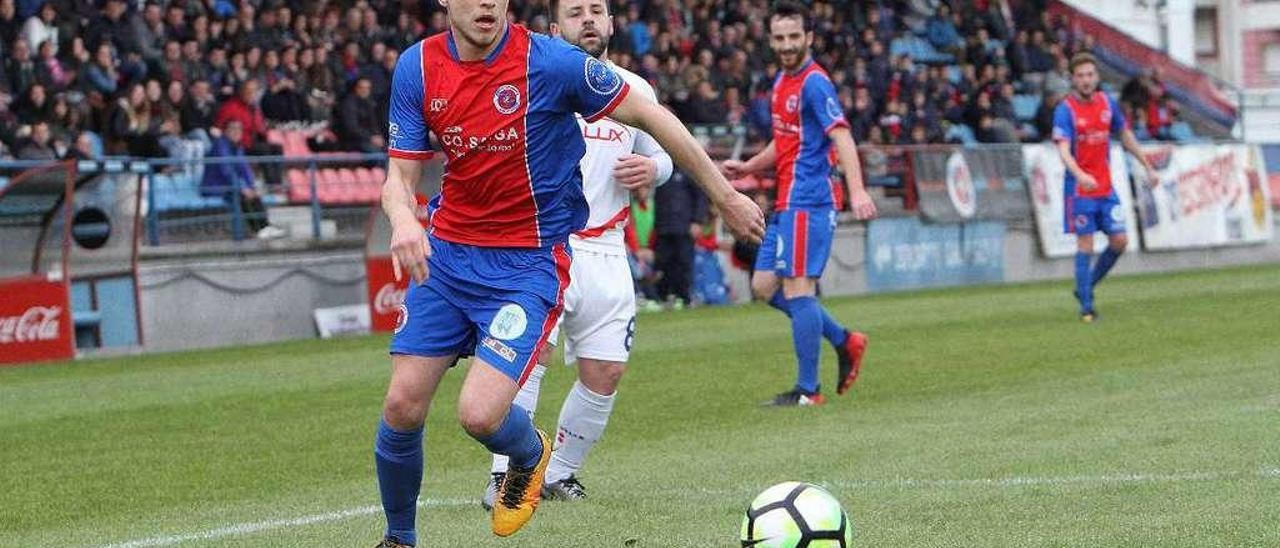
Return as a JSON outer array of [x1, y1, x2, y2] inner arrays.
[[609, 93, 766, 243]]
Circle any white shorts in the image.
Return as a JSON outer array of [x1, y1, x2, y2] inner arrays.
[[548, 247, 636, 364]]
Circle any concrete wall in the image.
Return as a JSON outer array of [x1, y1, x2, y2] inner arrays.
[[137, 247, 366, 352]]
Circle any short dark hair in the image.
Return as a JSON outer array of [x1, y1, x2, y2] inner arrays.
[[1069, 52, 1098, 74], [769, 1, 810, 32]]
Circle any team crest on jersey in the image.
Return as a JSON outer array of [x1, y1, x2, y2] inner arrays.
[[493, 85, 522, 115], [826, 97, 843, 120], [1100, 109, 1112, 125], [489, 303, 528, 341], [785, 94, 799, 113], [394, 304, 408, 334], [585, 58, 621, 95]]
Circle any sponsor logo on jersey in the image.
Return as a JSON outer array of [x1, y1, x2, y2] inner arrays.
[[430, 98, 448, 113], [493, 84, 521, 115], [482, 336, 517, 363], [785, 94, 799, 113], [585, 58, 621, 95]]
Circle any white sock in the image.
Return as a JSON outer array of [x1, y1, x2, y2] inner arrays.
[[544, 380, 615, 484], [490, 364, 546, 474]]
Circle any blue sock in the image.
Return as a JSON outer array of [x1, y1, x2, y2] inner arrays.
[[1091, 247, 1121, 286], [375, 420, 423, 546], [770, 290, 847, 346], [473, 404, 544, 469], [1074, 252, 1094, 313], [787, 296, 822, 394]]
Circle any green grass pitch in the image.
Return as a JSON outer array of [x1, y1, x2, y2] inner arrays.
[[2, 264, 1278, 547]]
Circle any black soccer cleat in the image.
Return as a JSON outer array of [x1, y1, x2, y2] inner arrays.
[[375, 538, 413, 548], [542, 475, 588, 501], [763, 389, 825, 407]]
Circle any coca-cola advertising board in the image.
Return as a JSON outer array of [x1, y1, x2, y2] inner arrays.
[[367, 256, 408, 332], [0, 277, 74, 365]]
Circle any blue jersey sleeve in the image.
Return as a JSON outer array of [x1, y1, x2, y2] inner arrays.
[[536, 37, 631, 122], [387, 43, 431, 160], [1051, 102, 1074, 142], [803, 74, 849, 134], [1108, 95, 1128, 135]]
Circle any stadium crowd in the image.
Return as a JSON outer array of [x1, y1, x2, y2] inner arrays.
[[0, 0, 1198, 163]]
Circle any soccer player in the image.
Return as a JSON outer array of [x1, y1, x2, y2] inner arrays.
[[481, 0, 673, 508], [722, 1, 878, 407], [1052, 52, 1157, 322], [373, 0, 764, 545]]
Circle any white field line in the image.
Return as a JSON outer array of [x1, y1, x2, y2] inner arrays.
[[100, 468, 1279, 547], [99, 498, 474, 548]]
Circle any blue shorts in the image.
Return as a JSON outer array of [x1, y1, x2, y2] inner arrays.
[[1066, 195, 1126, 236], [390, 236, 571, 385], [754, 208, 837, 278]]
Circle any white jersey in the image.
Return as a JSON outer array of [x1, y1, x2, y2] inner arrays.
[[570, 64, 671, 255]]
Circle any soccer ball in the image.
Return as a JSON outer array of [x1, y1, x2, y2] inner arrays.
[[739, 482, 853, 547]]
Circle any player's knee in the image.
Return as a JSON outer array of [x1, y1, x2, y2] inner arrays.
[[581, 361, 626, 395], [456, 400, 502, 437], [1109, 234, 1128, 252], [751, 278, 775, 301], [382, 391, 427, 430]]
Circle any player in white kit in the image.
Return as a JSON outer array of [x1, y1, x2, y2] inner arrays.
[[481, 0, 673, 507]]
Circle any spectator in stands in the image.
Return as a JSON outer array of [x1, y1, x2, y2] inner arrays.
[[130, 2, 165, 66], [335, 76, 384, 153], [1028, 29, 1057, 71], [654, 171, 708, 308], [15, 82, 52, 124], [47, 95, 82, 149], [85, 43, 120, 97], [1043, 55, 1071, 96], [87, 0, 136, 59], [66, 131, 98, 160], [1146, 90, 1174, 141], [108, 82, 161, 156], [1035, 90, 1064, 142], [6, 38, 37, 97], [215, 79, 266, 150], [927, 3, 963, 56], [21, 2, 58, 55], [685, 80, 729, 124], [1007, 30, 1031, 79], [849, 86, 878, 142], [180, 79, 218, 142], [625, 196, 660, 305], [0, 0, 19, 50], [201, 119, 282, 239], [17, 120, 55, 160], [35, 40, 71, 91]]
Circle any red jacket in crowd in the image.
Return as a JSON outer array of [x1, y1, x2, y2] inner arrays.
[[214, 97, 267, 148]]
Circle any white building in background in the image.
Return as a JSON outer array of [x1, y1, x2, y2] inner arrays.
[[1192, 0, 1280, 141], [1064, 0, 1280, 140]]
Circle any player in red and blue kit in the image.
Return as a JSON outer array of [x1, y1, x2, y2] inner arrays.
[[1052, 53, 1157, 323], [723, 1, 878, 407], [373, 0, 764, 544]]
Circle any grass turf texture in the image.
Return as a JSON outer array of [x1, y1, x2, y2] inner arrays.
[[2, 264, 1277, 547]]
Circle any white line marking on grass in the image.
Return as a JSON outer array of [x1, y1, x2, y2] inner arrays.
[[101, 468, 1280, 547], [100, 498, 474, 548], [821, 468, 1280, 491]]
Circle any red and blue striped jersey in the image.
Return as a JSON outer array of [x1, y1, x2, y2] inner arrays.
[[387, 24, 631, 248], [770, 59, 849, 211], [1052, 93, 1127, 199]]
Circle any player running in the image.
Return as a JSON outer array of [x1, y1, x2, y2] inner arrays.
[[722, 1, 877, 407], [373, 0, 764, 544], [481, 0, 673, 509], [1052, 52, 1157, 323]]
